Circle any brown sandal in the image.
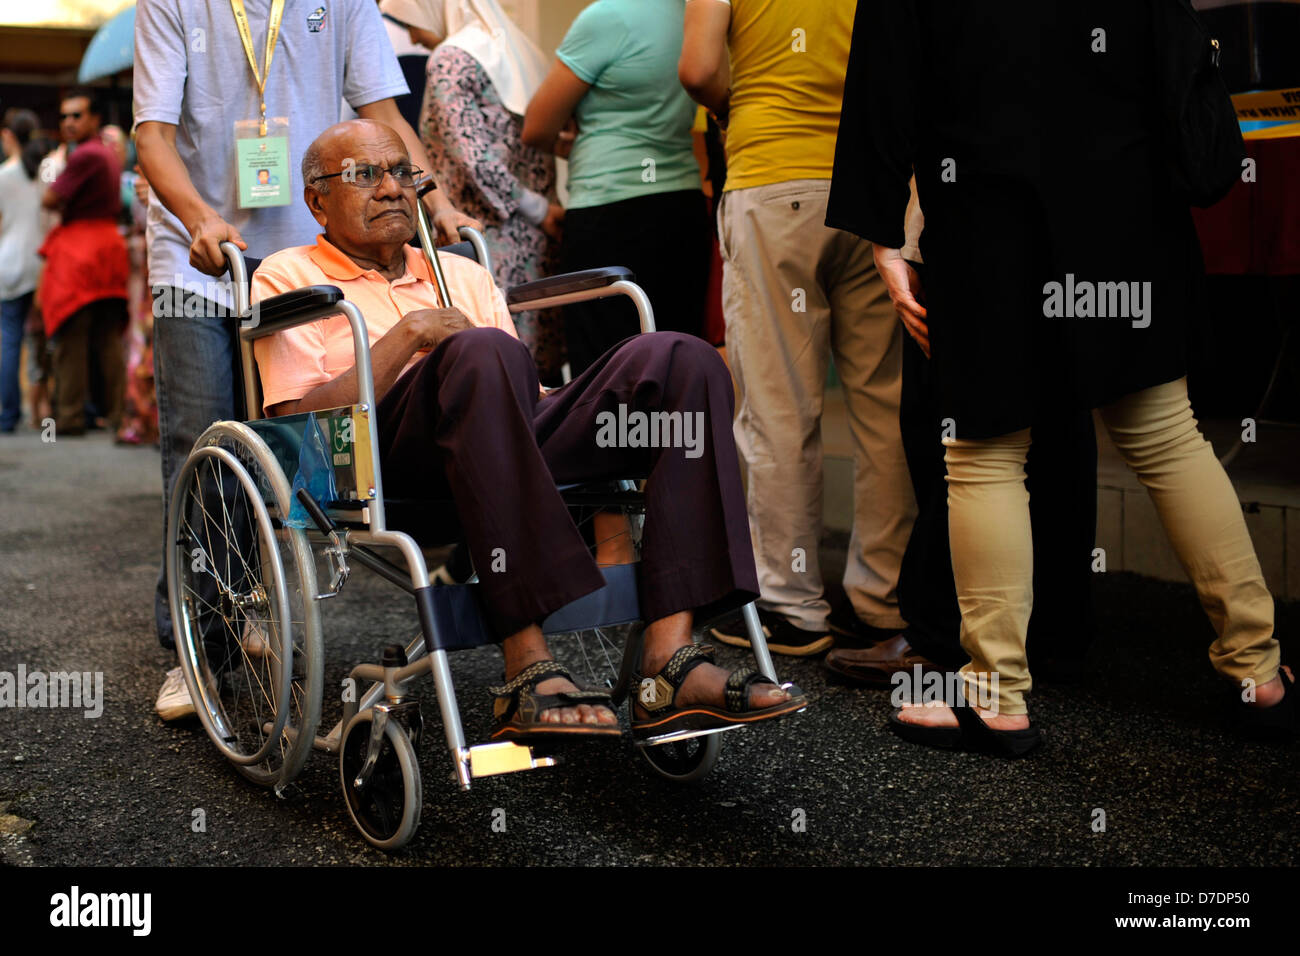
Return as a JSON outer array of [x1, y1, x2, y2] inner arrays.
[[489, 660, 622, 742], [630, 644, 808, 742]]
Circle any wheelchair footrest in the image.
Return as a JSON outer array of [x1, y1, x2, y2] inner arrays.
[[468, 742, 558, 779]]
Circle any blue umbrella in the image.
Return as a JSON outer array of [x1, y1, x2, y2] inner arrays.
[[77, 4, 136, 84]]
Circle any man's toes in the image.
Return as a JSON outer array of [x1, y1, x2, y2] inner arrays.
[[749, 684, 790, 710]]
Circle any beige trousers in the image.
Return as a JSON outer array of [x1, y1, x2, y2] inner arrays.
[[946, 377, 1279, 714], [719, 179, 915, 631]]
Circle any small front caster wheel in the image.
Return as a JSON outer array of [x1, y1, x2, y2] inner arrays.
[[339, 709, 422, 850]]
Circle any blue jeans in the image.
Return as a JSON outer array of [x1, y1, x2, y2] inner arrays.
[[0, 292, 34, 432], [153, 287, 239, 648]]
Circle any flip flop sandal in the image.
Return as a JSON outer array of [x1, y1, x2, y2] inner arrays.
[[489, 660, 622, 742], [888, 700, 1042, 758], [630, 643, 808, 742]]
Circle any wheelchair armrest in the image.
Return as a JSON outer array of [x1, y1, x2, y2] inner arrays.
[[241, 285, 345, 340], [506, 267, 634, 307]]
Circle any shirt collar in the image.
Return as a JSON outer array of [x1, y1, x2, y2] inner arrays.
[[308, 234, 432, 285]]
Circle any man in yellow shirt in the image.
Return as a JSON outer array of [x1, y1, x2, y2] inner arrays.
[[680, 0, 916, 663]]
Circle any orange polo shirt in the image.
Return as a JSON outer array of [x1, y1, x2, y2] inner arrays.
[[251, 235, 518, 412]]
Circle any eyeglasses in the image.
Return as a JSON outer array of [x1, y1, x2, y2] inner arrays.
[[311, 163, 422, 189], [60, 112, 83, 121]]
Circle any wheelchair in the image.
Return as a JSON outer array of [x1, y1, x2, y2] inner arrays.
[[165, 199, 793, 850]]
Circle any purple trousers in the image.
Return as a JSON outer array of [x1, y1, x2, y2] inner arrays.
[[376, 328, 759, 638]]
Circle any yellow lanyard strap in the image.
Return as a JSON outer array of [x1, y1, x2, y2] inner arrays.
[[230, 0, 285, 136]]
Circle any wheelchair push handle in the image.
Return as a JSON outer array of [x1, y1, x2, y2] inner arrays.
[[221, 240, 252, 316], [414, 174, 438, 199]]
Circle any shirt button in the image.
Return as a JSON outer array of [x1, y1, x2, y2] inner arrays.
[[792, 201, 800, 210]]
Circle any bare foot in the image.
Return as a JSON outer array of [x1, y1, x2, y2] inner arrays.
[[1246, 664, 1293, 709], [894, 701, 1030, 731]]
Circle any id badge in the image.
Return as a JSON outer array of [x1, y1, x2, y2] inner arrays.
[[235, 117, 291, 208]]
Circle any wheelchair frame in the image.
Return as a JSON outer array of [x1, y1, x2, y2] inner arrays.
[[166, 215, 785, 850]]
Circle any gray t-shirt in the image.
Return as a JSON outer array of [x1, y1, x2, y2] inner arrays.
[[133, 0, 407, 307], [0, 157, 44, 301]]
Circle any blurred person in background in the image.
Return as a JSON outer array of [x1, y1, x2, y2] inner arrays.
[[383, 0, 564, 379], [523, 0, 711, 378], [39, 88, 128, 437], [101, 126, 158, 446], [0, 108, 44, 434]]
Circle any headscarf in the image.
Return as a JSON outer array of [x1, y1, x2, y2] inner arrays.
[[379, 0, 549, 116]]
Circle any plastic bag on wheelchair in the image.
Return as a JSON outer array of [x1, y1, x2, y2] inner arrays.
[[286, 414, 339, 530]]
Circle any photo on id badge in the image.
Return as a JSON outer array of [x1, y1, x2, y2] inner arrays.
[[236, 117, 291, 208]]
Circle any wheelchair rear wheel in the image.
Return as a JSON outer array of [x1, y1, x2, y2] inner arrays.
[[167, 422, 323, 790]]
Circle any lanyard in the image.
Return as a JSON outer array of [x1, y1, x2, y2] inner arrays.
[[229, 0, 286, 136]]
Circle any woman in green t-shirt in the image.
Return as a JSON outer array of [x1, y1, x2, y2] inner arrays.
[[524, 0, 710, 376]]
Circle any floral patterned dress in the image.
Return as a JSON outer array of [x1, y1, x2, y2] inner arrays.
[[420, 45, 563, 378]]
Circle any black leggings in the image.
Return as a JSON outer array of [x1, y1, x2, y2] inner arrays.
[[558, 189, 710, 376]]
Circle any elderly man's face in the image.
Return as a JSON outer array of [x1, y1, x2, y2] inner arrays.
[[309, 126, 416, 254]]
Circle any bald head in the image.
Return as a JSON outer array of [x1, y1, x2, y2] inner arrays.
[[302, 119, 407, 193]]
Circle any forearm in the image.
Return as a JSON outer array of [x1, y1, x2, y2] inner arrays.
[[680, 0, 732, 119], [135, 122, 220, 235], [280, 323, 423, 415], [680, 58, 729, 117]]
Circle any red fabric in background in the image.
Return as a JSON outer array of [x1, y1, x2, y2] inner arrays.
[[1192, 136, 1300, 276], [38, 219, 129, 337]]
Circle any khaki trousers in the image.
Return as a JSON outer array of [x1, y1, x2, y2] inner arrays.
[[719, 179, 915, 631], [946, 377, 1279, 714]]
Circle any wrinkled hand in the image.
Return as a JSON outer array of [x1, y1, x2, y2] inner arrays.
[[873, 244, 929, 358], [429, 204, 482, 246], [189, 214, 246, 277], [541, 203, 565, 242], [554, 118, 578, 159], [403, 306, 475, 352]]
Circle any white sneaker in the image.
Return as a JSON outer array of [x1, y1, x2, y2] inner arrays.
[[155, 667, 196, 721]]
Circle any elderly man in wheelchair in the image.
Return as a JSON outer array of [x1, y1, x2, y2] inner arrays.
[[258, 119, 803, 734], [166, 118, 805, 848]]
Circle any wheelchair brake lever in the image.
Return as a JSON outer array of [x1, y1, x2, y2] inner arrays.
[[316, 529, 351, 601]]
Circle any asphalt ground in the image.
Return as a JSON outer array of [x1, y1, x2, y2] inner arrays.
[[0, 428, 1296, 867]]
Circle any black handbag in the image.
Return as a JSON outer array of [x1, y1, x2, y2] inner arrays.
[[1154, 0, 1247, 208]]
